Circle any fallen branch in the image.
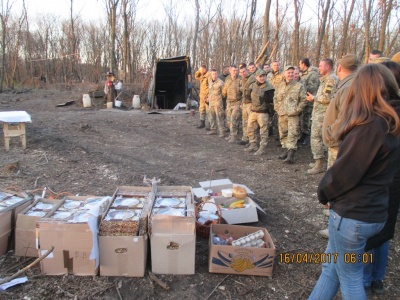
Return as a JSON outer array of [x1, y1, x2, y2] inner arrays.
[[0, 246, 54, 285], [205, 274, 230, 300], [149, 271, 170, 290]]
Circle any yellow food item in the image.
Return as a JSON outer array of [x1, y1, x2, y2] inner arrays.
[[230, 257, 255, 272], [229, 199, 245, 208]]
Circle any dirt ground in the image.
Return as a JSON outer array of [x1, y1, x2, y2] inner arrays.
[[0, 84, 399, 300]]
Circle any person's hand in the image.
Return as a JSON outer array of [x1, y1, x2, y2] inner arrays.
[[306, 92, 314, 102]]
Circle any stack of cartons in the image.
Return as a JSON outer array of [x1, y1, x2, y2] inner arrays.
[[36, 196, 110, 275], [150, 186, 195, 275], [0, 191, 32, 255], [99, 186, 153, 277]]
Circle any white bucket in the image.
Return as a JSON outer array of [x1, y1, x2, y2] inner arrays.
[[132, 95, 141, 109], [82, 94, 91, 108], [115, 100, 122, 107]]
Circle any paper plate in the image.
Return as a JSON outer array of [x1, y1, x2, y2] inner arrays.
[[107, 210, 135, 220], [35, 202, 54, 210], [64, 200, 81, 209], [155, 208, 185, 216], [73, 212, 92, 222], [53, 211, 72, 219], [156, 198, 180, 207], [4, 197, 24, 206], [84, 198, 106, 209], [26, 211, 46, 217], [114, 197, 140, 207]]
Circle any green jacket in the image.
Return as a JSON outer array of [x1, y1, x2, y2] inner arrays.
[[249, 81, 275, 112]]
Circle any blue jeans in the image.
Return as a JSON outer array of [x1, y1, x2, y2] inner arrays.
[[309, 210, 385, 300], [363, 241, 390, 286]]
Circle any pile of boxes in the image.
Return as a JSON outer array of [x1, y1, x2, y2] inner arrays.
[[2, 179, 276, 277]]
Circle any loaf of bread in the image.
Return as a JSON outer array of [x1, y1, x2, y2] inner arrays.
[[232, 186, 247, 199]]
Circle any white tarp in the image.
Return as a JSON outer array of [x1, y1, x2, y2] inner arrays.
[[0, 111, 32, 123]]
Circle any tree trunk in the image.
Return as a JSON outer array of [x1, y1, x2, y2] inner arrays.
[[315, 0, 331, 63], [378, 0, 393, 52], [338, 0, 355, 57], [247, 0, 257, 62]]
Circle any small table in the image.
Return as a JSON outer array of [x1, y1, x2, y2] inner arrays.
[[0, 111, 32, 151]]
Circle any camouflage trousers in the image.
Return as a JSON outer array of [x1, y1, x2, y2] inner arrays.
[[310, 113, 326, 159], [327, 146, 338, 169], [226, 101, 241, 136], [278, 115, 300, 150], [300, 104, 313, 136], [248, 112, 269, 146], [208, 105, 225, 135], [199, 94, 209, 121], [241, 103, 252, 142]]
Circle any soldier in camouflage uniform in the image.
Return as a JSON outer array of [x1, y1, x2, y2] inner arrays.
[[274, 66, 307, 164], [194, 65, 210, 129], [267, 60, 284, 89], [238, 64, 257, 145], [238, 66, 251, 145], [299, 58, 320, 145], [222, 65, 242, 143], [293, 67, 301, 82], [245, 70, 275, 155], [267, 60, 284, 137], [306, 58, 339, 174], [206, 69, 225, 137]]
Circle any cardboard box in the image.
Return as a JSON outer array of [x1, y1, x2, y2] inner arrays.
[[37, 196, 110, 276], [150, 186, 196, 275], [0, 210, 12, 256], [193, 179, 265, 224], [211, 197, 262, 224], [0, 195, 33, 256], [99, 186, 152, 277], [209, 224, 275, 277], [15, 198, 62, 257]]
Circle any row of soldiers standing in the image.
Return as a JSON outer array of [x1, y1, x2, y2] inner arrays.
[[194, 58, 339, 173]]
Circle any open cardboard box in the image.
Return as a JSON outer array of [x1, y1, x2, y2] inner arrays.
[[150, 186, 196, 275], [0, 192, 33, 256], [209, 224, 275, 276], [193, 179, 265, 224], [99, 186, 152, 277], [15, 198, 63, 257], [37, 195, 110, 276]]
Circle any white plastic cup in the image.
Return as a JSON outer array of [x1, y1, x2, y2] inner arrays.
[[132, 95, 140, 109]]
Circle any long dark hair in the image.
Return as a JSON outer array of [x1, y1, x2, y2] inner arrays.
[[336, 64, 400, 140]]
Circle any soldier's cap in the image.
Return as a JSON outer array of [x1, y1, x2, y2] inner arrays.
[[391, 52, 400, 63], [338, 54, 360, 69], [283, 65, 295, 71], [255, 69, 267, 76], [371, 57, 390, 64]]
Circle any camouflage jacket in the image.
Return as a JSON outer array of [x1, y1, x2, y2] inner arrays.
[[222, 76, 242, 102], [242, 72, 257, 103], [312, 72, 339, 116], [300, 66, 319, 94], [195, 70, 210, 97], [267, 70, 284, 89], [249, 81, 275, 112], [208, 78, 224, 107], [274, 80, 307, 116]]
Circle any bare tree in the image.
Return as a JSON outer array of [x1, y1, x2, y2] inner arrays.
[[105, 0, 119, 72], [315, 0, 331, 63], [247, 0, 257, 61], [0, 0, 14, 92]]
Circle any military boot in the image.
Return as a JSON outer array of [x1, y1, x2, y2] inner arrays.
[[284, 149, 296, 164], [278, 149, 288, 160], [307, 158, 326, 174], [196, 120, 205, 129], [309, 162, 315, 168], [237, 140, 248, 146], [228, 136, 237, 144], [254, 145, 268, 155], [207, 130, 217, 135], [244, 143, 258, 152]]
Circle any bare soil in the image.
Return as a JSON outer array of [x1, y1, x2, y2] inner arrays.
[[0, 84, 399, 300]]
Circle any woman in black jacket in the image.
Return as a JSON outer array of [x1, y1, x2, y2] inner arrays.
[[309, 64, 400, 300], [363, 61, 400, 294]]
